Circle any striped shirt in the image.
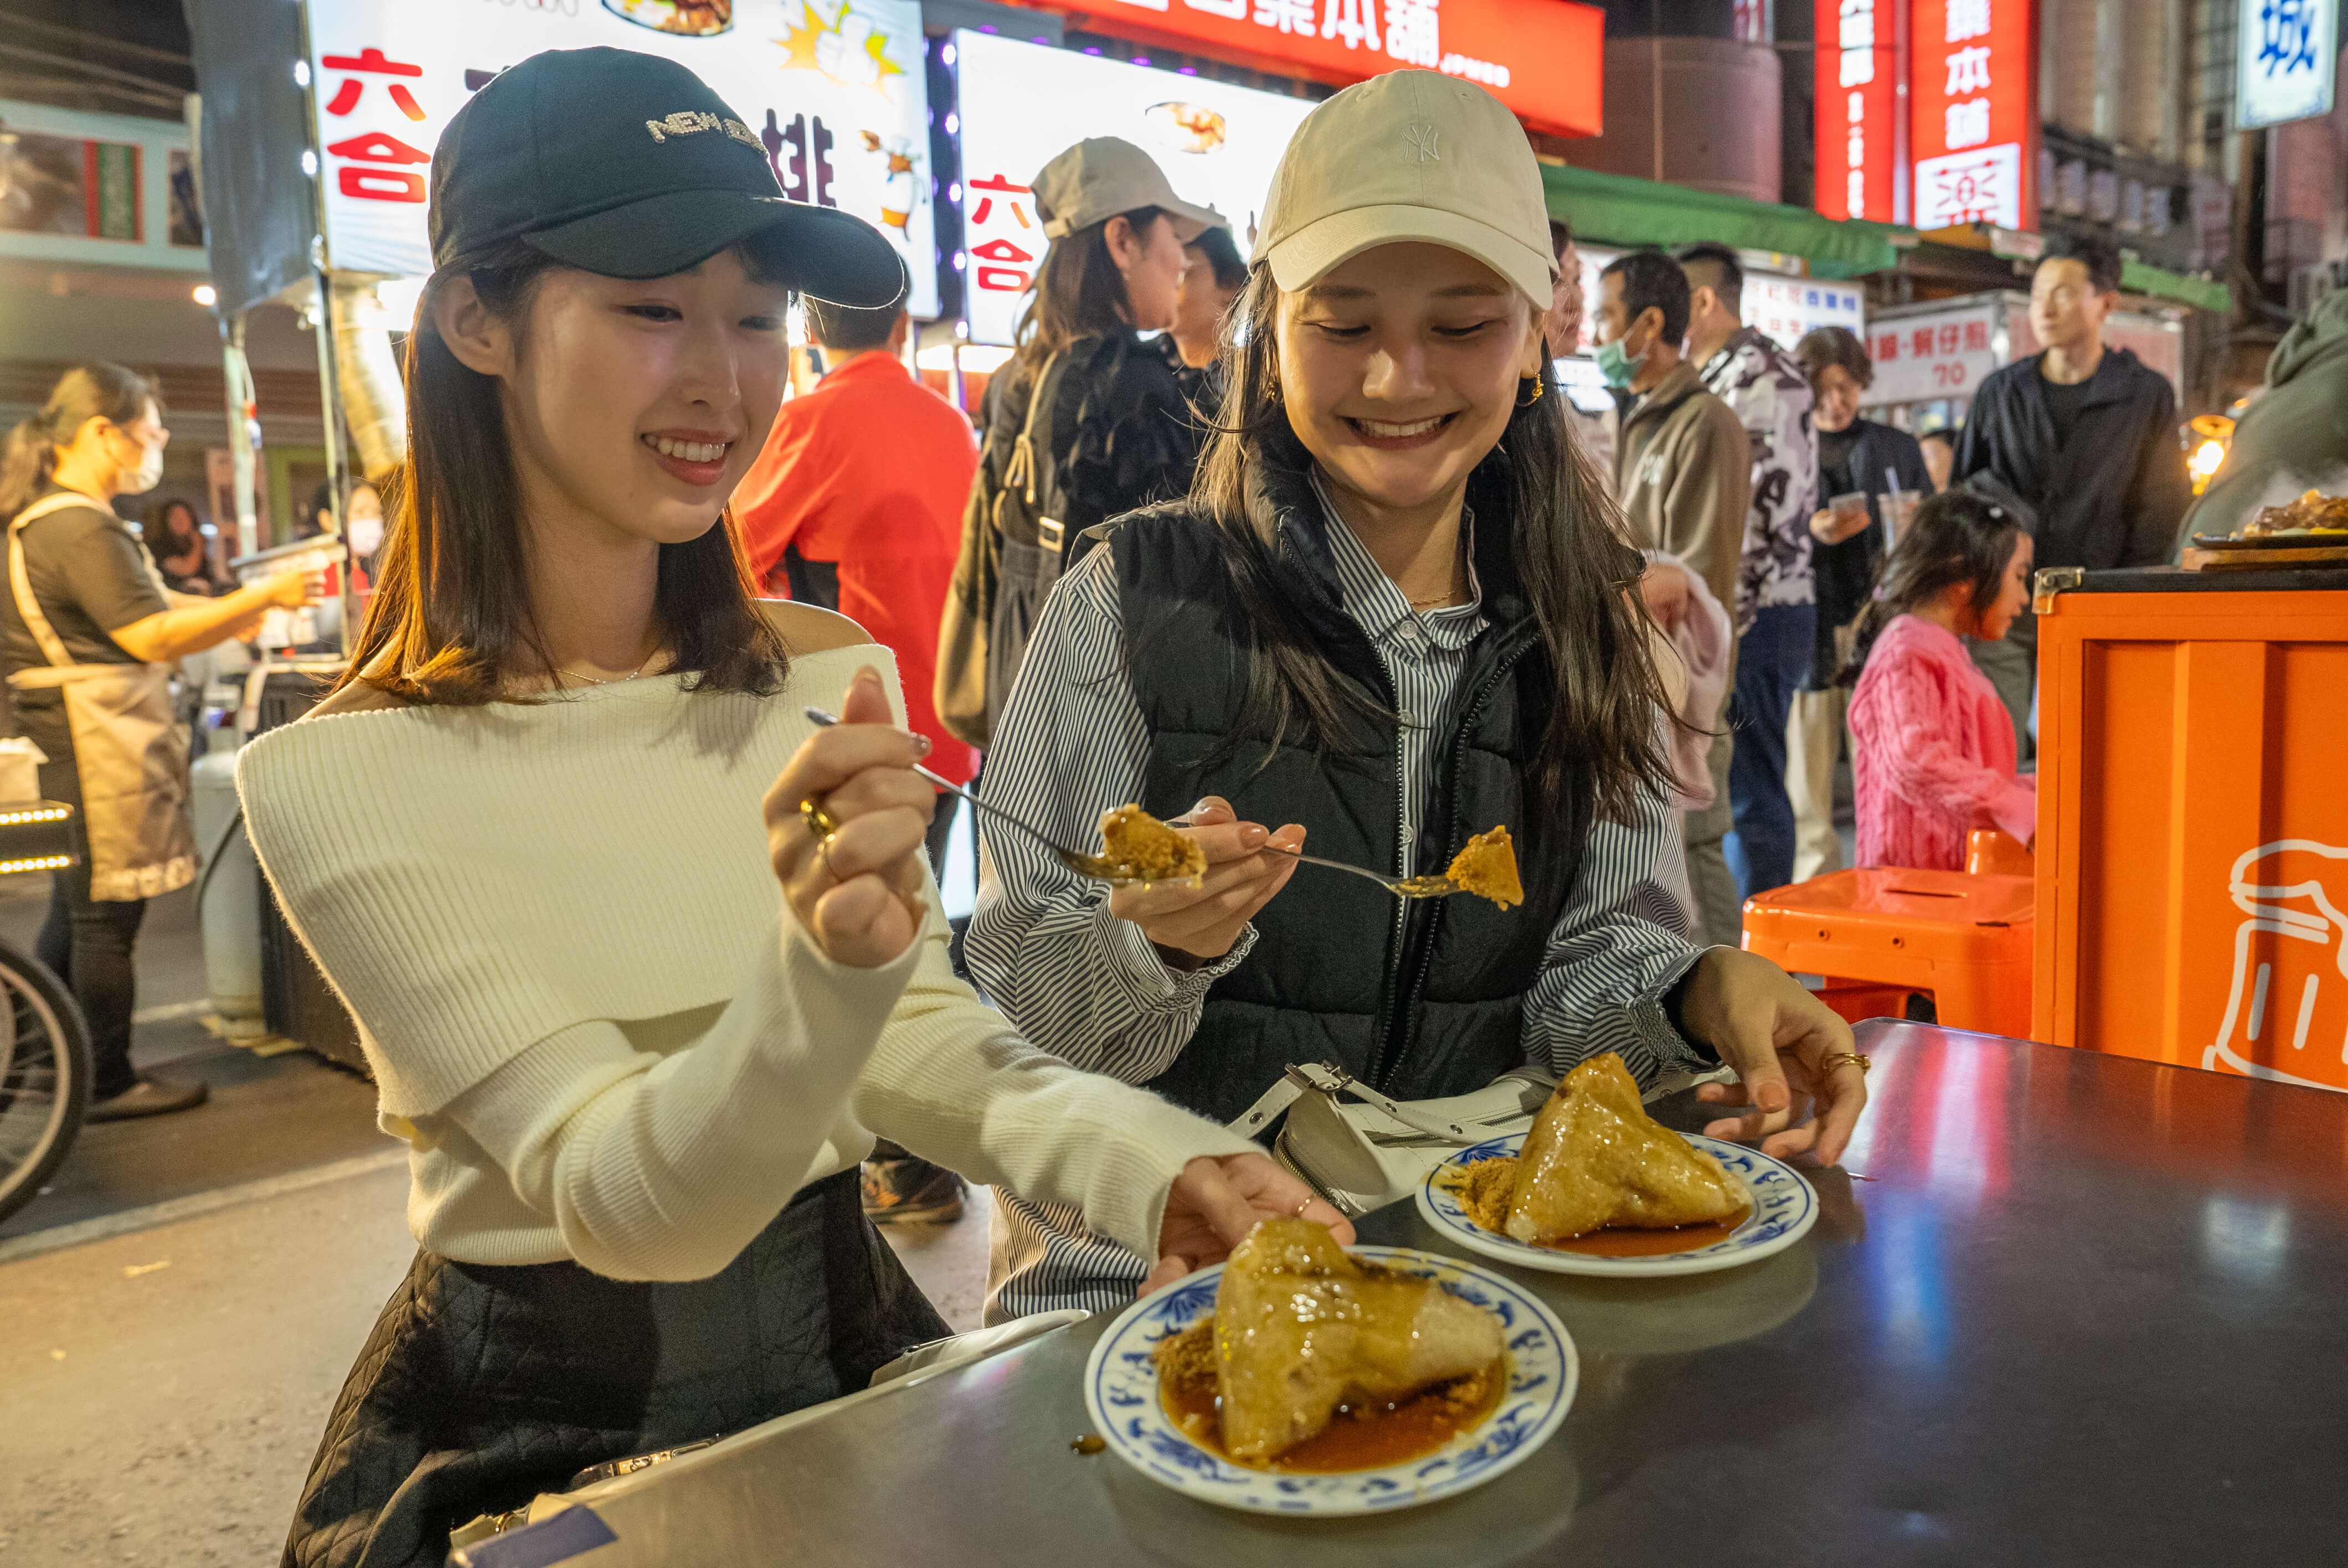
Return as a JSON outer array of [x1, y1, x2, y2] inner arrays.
[[965, 484, 1713, 1321]]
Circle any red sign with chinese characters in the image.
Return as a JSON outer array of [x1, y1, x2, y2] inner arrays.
[[994, 0, 1603, 138], [1814, 0, 1900, 223], [1908, 0, 2036, 231]]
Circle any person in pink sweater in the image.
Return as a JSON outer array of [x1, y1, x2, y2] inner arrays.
[[1843, 490, 2037, 870]]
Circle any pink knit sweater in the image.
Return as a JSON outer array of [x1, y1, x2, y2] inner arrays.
[[1847, 614, 2037, 871]]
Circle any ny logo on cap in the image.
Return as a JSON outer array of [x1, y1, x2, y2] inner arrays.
[[1402, 123, 1440, 163]]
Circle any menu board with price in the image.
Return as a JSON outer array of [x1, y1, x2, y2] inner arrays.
[[1866, 301, 2002, 405]]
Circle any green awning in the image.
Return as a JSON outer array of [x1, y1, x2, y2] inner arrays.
[[1542, 163, 1917, 280], [2120, 259, 2232, 314]]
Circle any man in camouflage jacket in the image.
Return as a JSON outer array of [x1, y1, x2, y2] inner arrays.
[[1678, 244, 1819, 902]]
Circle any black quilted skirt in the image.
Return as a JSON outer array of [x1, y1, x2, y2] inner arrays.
[[282, 1169, 950, 1568]]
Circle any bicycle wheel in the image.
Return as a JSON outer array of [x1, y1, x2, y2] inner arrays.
[[0, 935, 92, 1227]]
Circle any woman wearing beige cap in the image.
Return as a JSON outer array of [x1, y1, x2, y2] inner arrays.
[[936, 136, 1226, 751], [968, 71, 1870, 1317]]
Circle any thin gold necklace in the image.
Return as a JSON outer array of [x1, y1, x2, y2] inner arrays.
[[558, 647, 659, 687]]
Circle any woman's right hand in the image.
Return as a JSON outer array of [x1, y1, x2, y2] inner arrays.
[[1807, 507, 1840, 544], [261, 569, 313, 610], [1110, 796, 1304, 969], [763, 666, 936, 968]]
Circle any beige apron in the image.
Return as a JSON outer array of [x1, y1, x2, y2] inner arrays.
[[7, 492, 197, 902]]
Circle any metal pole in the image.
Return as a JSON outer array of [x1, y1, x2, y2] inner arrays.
[[310, 261, 356, 658], [222, 316, 260, 559]]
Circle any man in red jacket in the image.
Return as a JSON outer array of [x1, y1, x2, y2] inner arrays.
[[734, 295, 981, 1224]]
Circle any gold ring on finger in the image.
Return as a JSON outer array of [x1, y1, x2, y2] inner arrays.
[[1817, 1051, 1871, 1076], [800, 795, 840, 842]]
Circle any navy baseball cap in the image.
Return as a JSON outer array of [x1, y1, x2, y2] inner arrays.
[[428, 47, 907, 307]]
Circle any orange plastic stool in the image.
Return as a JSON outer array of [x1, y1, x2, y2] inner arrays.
[[1742, 867, 2037, 1039], [1965, 828, 2035, 878], [1809, 981, 1924, 1028]]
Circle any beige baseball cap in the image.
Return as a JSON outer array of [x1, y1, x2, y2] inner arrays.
[[1032, 137, 1224, 243], [1257, 71, 1557, 307]]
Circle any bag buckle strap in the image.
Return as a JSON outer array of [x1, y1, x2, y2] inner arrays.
[[1036, 517, 1065, 553]]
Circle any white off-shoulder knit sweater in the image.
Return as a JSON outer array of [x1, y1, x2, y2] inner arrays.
[[234, 644, 1255, 1282]]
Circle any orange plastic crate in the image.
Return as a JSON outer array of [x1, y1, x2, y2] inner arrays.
[[1743, 868, 2036, 1039], [2033, 584, 2348, 1090]]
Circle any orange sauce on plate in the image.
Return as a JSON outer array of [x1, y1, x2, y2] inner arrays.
[[1537, 1204, 1752, 1256], [1159, 1363, 1505, 1474]]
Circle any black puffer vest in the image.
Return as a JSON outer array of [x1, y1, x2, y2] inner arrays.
[[1105, 453, 1593, 1129]]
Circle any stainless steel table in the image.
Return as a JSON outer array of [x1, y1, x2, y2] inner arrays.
[[565, 1021, 2348, 1565]]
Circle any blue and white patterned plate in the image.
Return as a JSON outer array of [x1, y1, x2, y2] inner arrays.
[[1416, 1132, 1817, 1277], [1082, 1246, 1576, 1515]]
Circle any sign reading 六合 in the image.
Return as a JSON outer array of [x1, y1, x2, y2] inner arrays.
[[302, 0, 938, 316], [2236, 0, 2339, 128], [954, 31, 1314, 346]]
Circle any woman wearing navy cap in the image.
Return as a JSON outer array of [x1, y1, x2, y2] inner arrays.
[[235, 49, 1345, 1565]]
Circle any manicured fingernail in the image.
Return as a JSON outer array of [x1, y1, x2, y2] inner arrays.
[[1239, 824, 1267, 847], [908, 733, 932, 756], [1192, 798, 1216, 816]]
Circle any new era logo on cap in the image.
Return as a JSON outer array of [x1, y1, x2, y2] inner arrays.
[[644, 110, 762, 149]]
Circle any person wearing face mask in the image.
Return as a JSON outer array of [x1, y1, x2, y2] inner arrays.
[[936, 136, 1222, 752], [307, 478, 388, 567], [968, 74, 1865, 1320], [0, 365, 313, 1121], [1595, 250, 1752, 947], [229, 52, 1338, 1561]]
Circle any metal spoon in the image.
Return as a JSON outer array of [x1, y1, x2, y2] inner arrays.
[[798, 708, 1463, 899]]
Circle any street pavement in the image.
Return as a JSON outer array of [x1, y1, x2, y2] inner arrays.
[[0, 873, 994, 1564]]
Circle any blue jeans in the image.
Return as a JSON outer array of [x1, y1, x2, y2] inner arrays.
[[1726, 602, 1816, 900]]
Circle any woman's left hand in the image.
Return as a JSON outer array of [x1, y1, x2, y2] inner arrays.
[[1143, 1154, 1356, 1293], [764, 666, 935, 968], [1679, 947, 1868, 1164]]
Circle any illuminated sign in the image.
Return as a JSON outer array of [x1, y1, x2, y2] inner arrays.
[[302, 0, 939, 316], [2237, 0, 2339, 128], [1909, 0, 2036, 231], [1814, 0, 1901, 224], [955, 30, 1312, 344], [991, 0, 1604, 137]]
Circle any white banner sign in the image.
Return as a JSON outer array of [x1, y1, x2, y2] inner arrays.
[[1915, 141, 2023, 230], [2237, 0, 2340, 128], [1742, 273, 1866, 353], [1865, 302, 2004, 405], [305, 0, 938, 317], [953, 30, 1315, 346]]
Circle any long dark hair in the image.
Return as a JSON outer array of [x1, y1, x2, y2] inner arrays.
[[334, 239, 787, 706], [1190, 266, 1674, 825], [1009, 205, 1165, 380], [0, 363, 159, 521], [1838, 489, 2022, 685]]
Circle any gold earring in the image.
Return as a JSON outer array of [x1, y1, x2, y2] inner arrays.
[[1515, 375, 1544, 409]]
